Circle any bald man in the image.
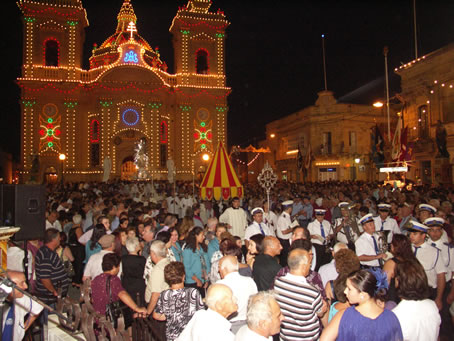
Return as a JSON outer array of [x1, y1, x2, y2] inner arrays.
[[218, 255, 258, 333], [252, 237, 282, 291], [176, 283, 238, 341], [2, 271, 43, 340]]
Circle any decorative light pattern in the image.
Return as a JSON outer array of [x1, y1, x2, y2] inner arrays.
[[39, 103, 61, 152], [122, 108, 140, 126], [90, 119, 100, 143], [160, 121, 168, 144], [194, 108, 212, 152]]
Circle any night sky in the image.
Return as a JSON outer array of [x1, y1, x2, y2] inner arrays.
[[3, 0, 454, 160]]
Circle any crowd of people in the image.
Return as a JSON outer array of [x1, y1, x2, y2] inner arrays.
[[4, 179, 454, 340]]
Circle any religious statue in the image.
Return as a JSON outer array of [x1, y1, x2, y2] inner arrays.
[[436, 120, 450, 158], [134, 138, 150, 180], [167, 157, 175, 184], [102, 156, 112, 182]]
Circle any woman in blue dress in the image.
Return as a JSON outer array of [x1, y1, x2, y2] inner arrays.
[[321, 269, 403, 341], [182, 226, 210, 297]]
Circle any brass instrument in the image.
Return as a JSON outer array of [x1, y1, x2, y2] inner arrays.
[[376, 230, 391, 267], [346, 203, 361, 236]]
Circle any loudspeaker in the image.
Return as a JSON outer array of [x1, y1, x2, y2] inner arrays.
[[0, 185, 46, 241]]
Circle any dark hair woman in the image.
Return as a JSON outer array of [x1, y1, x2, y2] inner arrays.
[[320, 269, 403, 341], [84, 224, 106, 264], [382, 234, 416, 304], [393, 260, 440, 341], [181, 227, 210, 297]]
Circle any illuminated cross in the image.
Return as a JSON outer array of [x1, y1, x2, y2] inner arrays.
[[127, 21, 137, 40]]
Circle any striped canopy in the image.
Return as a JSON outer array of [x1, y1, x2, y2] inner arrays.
[[200, 141, 243, 200]]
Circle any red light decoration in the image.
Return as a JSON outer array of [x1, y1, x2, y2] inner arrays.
[[90, 119, 100, 143], [20, 4, 84, 18], [160, 121, 168, 144]]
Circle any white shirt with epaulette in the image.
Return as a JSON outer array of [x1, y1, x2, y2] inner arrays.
[[276, 212, 292, 240], [355, 232, 381, 267], [412, 241, 447, 288], [428, 238, 454, 282]]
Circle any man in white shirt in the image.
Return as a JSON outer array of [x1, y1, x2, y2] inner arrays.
[[2, 270, 43, 341], [407, 220, 447, 310], [307, 209, 333, 270], [318, 242, 348, 287], [46, 210, 62, 231], [218, 255, 258, 333], [219, 197, 248, 240], [426, 217, 454, 283], [355, 213, 386, 268], [245, 208, 274, 246], [373, 203, 400, 243], [334, 202, 361, 248], [176, 283, 238, 341], [82, 234, 118, 281], [180, 192, 194, 219], [166, 191, 181, 216], [235, 291, 284, 341], [263, 202, 277, 235], [276, 200, 294, 266]]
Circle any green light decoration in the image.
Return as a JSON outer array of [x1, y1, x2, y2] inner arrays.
[[215, 33, 225, 38], [47, 129, 53, 136], [216, 106, 227, 112], [22, 100, 36, 107], [200, 122, 206, 127], [48, 142, 53, 147], [24, 17, 36, 23], [201, 144, 206, 149], [201, 133, 206, 139], [148, 102, 162, 109], [47, 118, 53, 123], [100, 101, 113, 107], [180, 105, 191, 112], [180, 30, 190, 35]]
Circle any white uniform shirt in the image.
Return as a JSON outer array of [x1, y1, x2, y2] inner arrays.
[[276, 212, 292, 240], [307, 219, 332, 245], [429, 238, 454, 282], [176, 308, 234, 341], [245, 221, 274, 240], [219, 207, 248, 240], [218, 272, 258, 322], [393, 299, 441, 341], [235, 325, 272, 341], [263, 210, 278, 235], [355, 232, 381, 267], [334, 217, 361, 245], [3, 295, 43, 341], [318, 259, 338, 287], [412, 242, 447, 288], [373, 216, 400, 243]]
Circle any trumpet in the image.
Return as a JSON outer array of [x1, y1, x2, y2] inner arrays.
[[376, 230, 391, 267]]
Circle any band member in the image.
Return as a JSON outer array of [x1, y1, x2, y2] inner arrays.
[[276, 200, 294, 266], [373, 203, 400, 243], [334, 202, 361, 250], [355, 213, 386, 269], [308, 209, 333, 270]]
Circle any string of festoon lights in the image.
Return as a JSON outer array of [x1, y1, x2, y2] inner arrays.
[[234, 153, 260, 167]]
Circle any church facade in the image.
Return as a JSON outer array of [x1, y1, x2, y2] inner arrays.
[[17, 0, 230, 183]]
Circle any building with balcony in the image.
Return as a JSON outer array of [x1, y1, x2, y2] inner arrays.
[[395, 44, 454, 185], [252, 90, 392, 182], [17, 0, 230, 182]]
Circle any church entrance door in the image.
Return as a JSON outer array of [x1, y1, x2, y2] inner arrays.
[[121, 156, 136, 180]]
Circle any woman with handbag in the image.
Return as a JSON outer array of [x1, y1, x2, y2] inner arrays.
[[182, 227, 210, 297], [91, 253, 147, 328]]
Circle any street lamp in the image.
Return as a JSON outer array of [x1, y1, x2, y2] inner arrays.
[[373, 101, 384, 108], [202, 153, 210, 162], [59, 153, 66, 186], [270, 133, 276, 138]]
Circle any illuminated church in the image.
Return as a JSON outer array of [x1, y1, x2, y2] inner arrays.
[[17, 0, 230, 182]]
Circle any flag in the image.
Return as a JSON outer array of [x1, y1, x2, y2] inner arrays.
[[372, 125, 385, 168], [296, 144, 303, 171], [399, 126, 408, 162], [391, 116, 403, 160], [304, 143, 313, 170]]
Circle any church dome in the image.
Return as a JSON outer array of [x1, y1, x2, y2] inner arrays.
[[89, 0, 166, 70]]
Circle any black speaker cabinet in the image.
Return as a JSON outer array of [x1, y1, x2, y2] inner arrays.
[[0, 185, 46, 241]]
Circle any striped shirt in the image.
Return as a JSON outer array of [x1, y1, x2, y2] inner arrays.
[[35, 245, 70, 304], [274, 273, 322, 341]]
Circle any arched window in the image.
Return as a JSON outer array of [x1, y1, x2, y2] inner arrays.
[[196, 49, 209, 74], [418, 105, 429, 138], [160, 121, 168, 167], [44, 39, 59, 66], [90, 119, 100, 166]]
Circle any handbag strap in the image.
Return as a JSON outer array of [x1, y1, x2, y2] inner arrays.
[[106, 275, 113, 305]]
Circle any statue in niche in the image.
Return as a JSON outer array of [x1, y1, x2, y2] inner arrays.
[[436, 120, 450, 158], [103, 156, 112, 182]]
